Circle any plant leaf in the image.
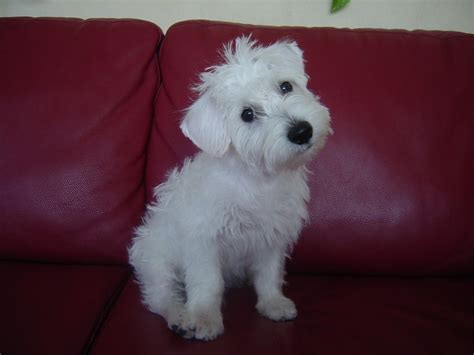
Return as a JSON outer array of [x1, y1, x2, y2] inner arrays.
[[331, 0, 350, 13]]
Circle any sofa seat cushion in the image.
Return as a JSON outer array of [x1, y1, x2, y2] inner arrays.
[[90, 274, 474, 355], [0, 262, 129, 355]]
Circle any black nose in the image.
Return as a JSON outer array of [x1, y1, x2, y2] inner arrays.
[[287, 120, 313, 145]]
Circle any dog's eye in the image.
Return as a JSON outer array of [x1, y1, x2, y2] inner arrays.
[[241, 108, 255, 122], [280, 81, 293, 94]]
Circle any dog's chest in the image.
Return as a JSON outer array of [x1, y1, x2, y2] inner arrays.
[[218, 173, 308, 246]]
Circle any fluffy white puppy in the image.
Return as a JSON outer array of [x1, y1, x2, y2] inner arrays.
[[129, 36, 332, 341]]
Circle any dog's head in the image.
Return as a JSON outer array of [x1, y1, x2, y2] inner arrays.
[[180, 36, 332, 173]]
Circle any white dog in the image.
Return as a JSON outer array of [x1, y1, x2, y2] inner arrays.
[[129, 36, 331, 341]]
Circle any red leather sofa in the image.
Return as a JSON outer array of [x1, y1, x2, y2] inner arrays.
[[1, 17, 473, 355]]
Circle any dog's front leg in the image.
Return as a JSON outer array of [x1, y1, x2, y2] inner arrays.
[[182, 240, 224, 341], [252, 246, 297, 321]]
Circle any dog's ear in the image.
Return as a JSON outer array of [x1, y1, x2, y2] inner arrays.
[[283, 41, 304, 61], [180, 92, 230, 157]]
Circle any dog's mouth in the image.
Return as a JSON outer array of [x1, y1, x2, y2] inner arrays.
[[299, 141, 316, 157]]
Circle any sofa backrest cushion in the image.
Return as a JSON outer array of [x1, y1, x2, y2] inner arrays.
[[0, 18, 162, 263], [147, 20, 474, 275]]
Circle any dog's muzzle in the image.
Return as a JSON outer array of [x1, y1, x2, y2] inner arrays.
[[287, 120, 313, 145]]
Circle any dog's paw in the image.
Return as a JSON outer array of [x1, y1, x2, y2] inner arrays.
[[168, 307, 224, 341], [166, 305, 195, 339], [169, 323, 194, 339], [257, 295, 297, 321], [186, 308, 224, 341]]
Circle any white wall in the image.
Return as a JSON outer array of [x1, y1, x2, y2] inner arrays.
[[2, 0, 473, 33]]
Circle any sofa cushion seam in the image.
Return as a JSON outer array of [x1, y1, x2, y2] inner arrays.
[[81, 268, 132, 355]]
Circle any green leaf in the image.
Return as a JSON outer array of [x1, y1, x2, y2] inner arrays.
[[331, 0, 350, 13]]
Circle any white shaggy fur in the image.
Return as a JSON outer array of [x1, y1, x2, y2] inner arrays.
[[129, 36, 332, 341]]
